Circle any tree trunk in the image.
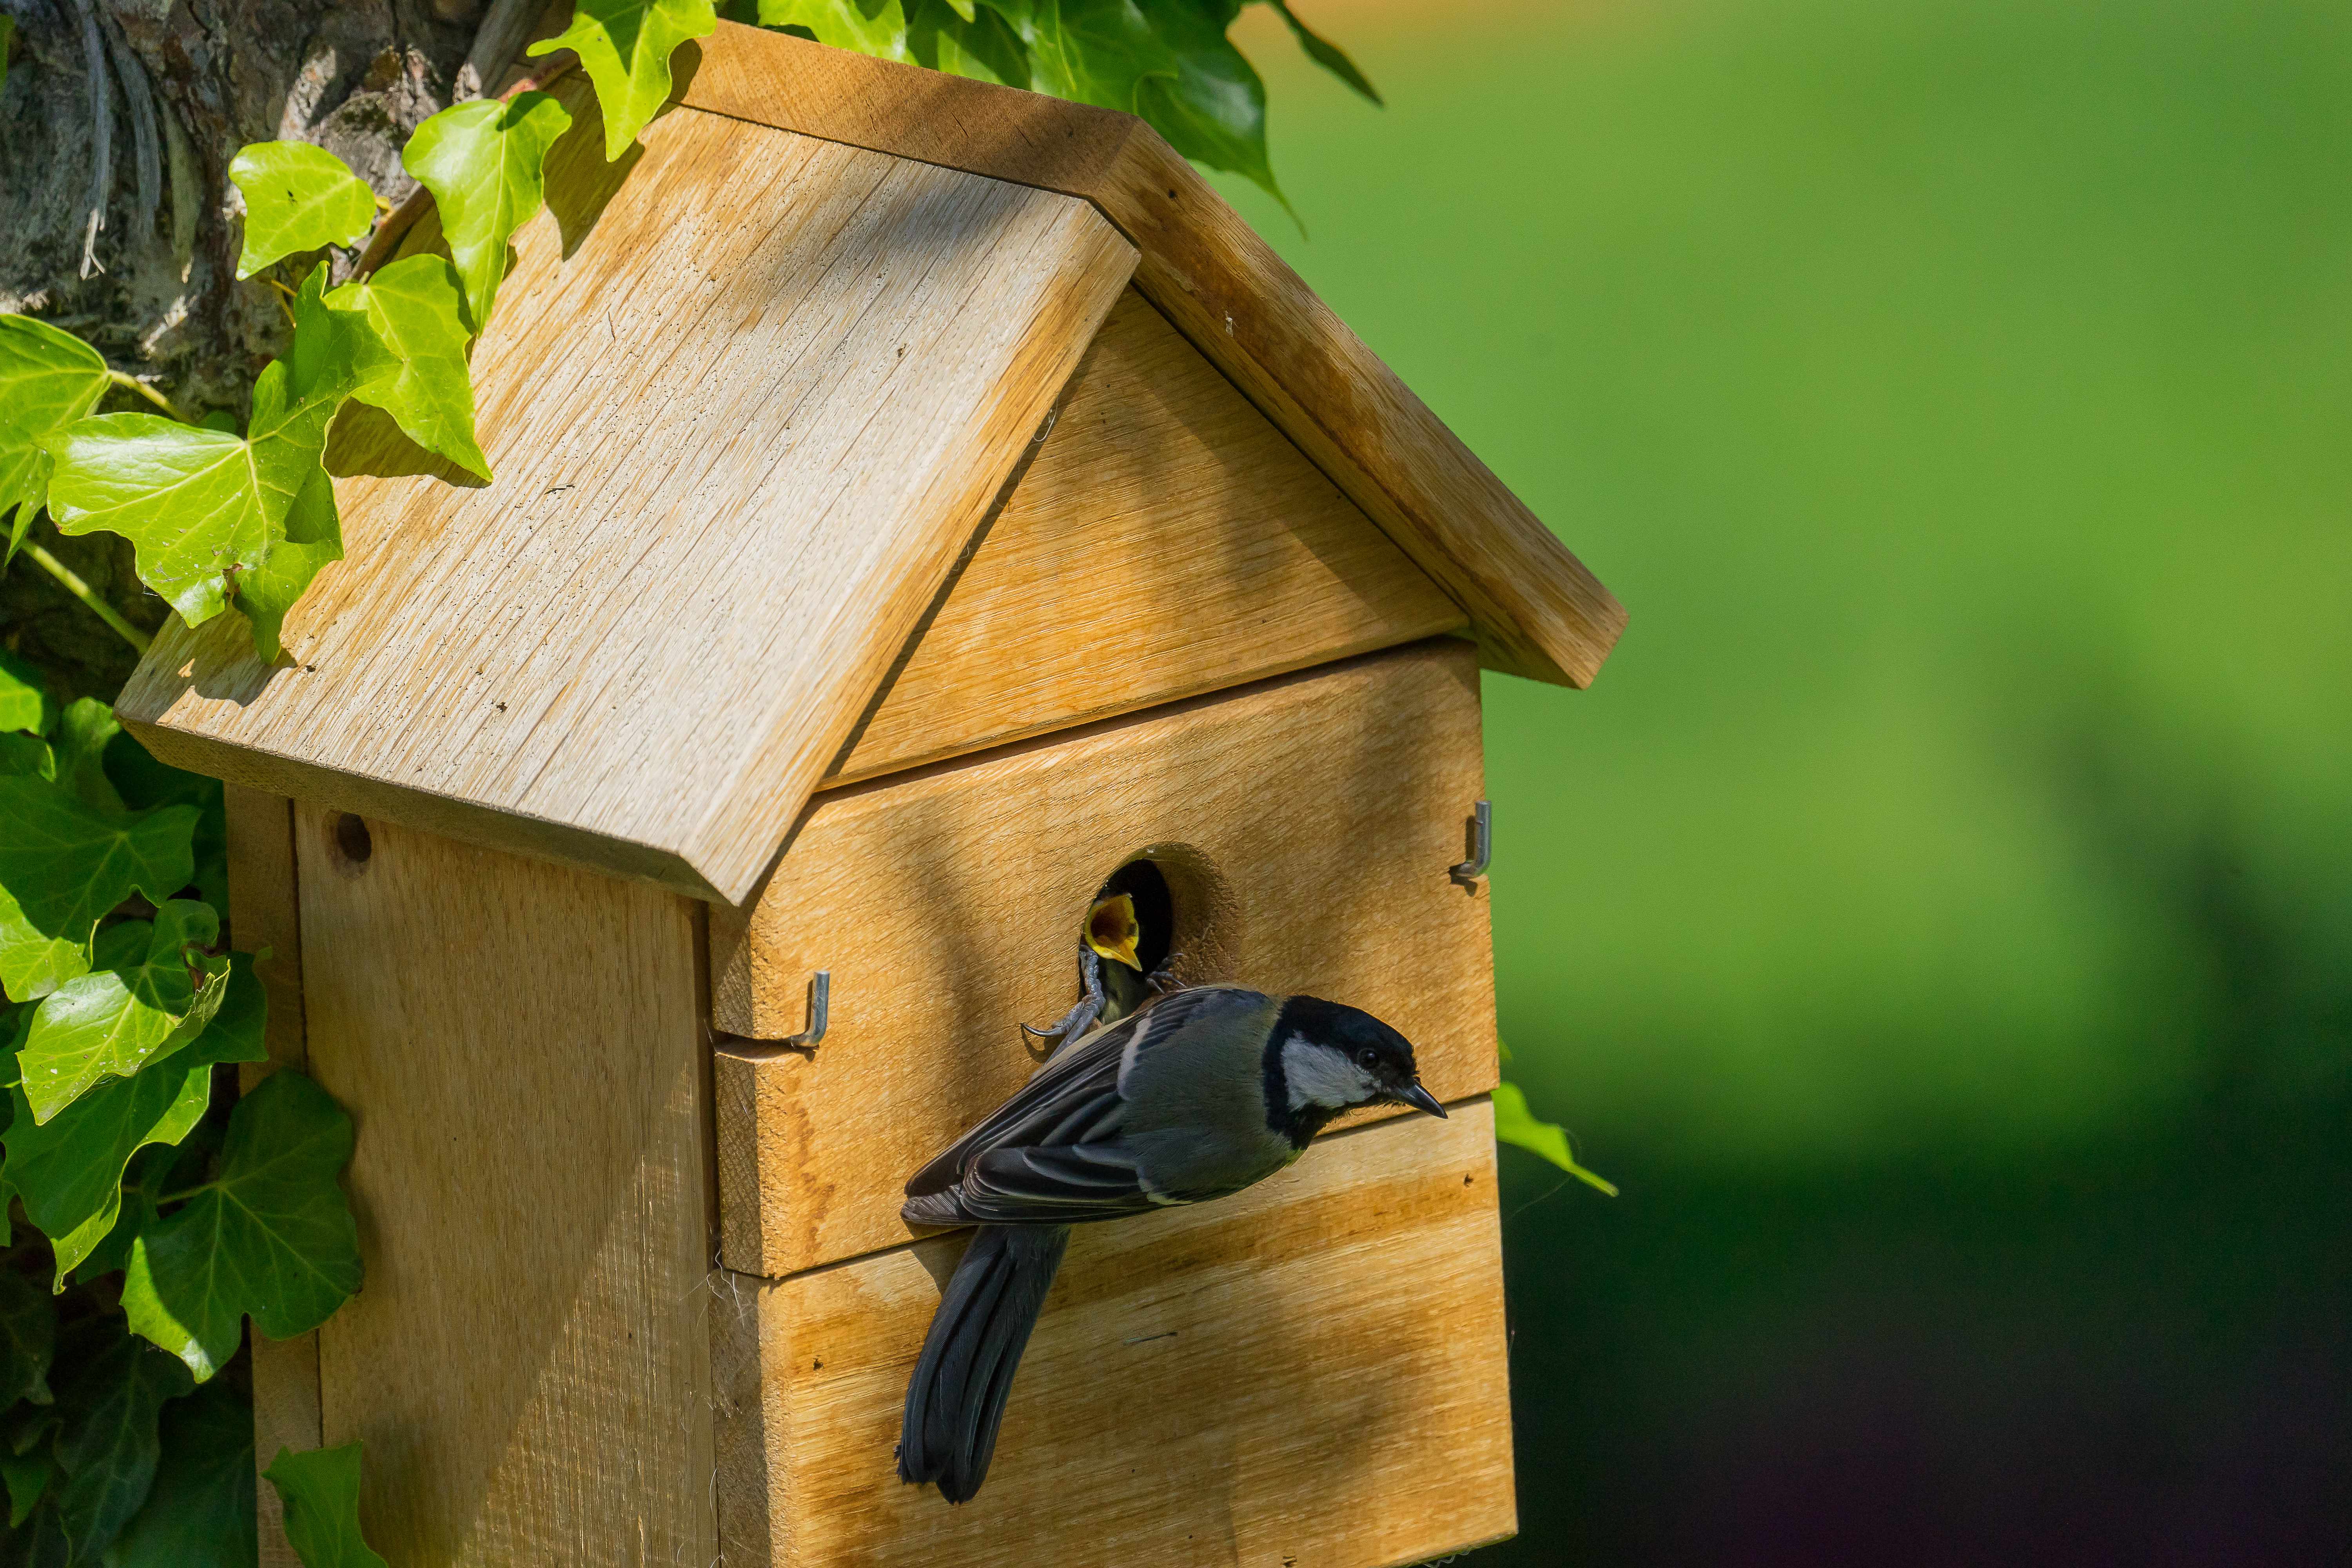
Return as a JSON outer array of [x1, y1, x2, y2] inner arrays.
[[0, 0, 516, 695]]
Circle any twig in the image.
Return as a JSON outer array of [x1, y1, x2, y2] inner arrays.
[[20, 542, 151, 655], [106, 368, 185, 422], [71, 0, 112, 278]]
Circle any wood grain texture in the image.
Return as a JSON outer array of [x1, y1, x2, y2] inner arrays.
[[221, 785, 314, 1568], [118, 82, 1136, 905], [294, 809, 717, 1565], [717, 1098, 1516, 1568], [824, 288, 1466, 785], [676, 20, 1626, 688], [711, 640, 1495, 1277]]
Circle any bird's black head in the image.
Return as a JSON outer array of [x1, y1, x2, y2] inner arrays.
[[1263, 995, 1446, 1145]]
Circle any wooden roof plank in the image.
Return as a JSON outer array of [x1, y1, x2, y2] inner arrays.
[[675, 22, 1628, 687], [117, 85, 1136, 903]]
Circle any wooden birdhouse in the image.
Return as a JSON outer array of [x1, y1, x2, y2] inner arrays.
[[113, 24, 1623, 1567]]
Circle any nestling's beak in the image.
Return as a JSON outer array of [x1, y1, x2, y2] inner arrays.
[[1396, 1080, 1448, 1119]]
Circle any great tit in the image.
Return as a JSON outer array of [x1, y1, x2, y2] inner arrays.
[[898, 983, 1447, 1503]]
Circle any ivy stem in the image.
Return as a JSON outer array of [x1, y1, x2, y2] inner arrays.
[[20, 541, 152, 655], [105, 369, 185, 423], [156, 1182, 217, 1206]]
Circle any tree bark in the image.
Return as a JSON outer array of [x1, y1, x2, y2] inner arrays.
[[0, 0, 503, 694]]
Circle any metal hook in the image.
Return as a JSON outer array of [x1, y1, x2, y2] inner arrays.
[[1450, 800, 1492, 889], [784, 971, 829, 1048]]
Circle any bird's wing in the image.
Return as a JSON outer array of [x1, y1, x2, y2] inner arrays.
[[902, 985, 1264, 1207]]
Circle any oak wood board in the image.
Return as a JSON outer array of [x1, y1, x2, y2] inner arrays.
[[711, 639, 1496, 1278], [117, 82, 1136, 906], [221, 785, 314, 1567], [676, 21, 1625, 688], [294, 810, 717, 1564], [715, 1098, 1516, 1568], [824, 287, 1466, 785]]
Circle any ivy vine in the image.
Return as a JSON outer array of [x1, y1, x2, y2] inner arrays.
[[0, 2, 1599, 1560]]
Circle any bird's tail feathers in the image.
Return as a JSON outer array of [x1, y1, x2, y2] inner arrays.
[[898, 1223, 1069, 1503]]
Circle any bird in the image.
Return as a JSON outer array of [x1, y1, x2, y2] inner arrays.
[[1020, 891, 1169, 1049], [897, 982, 1447, 1503]]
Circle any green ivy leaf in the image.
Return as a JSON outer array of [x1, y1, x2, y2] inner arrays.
[[1492, 1079, 1617, 1197], [0, 316, 112, 560], [980, 0, 1282, 202], [0, 1272, 55, 1408], [0, 650, 53, 739], [323, 255, 492, 480], [531, 0, 714, 158], [1259, 0, 1378, 105], [760, 0, 914, 59], [401, 92, 573, 335], [45, 265, 383, 652], [18, 902, 228, 1125], [50, 1323, 192, 1563], [0, 776, 196, 1004], [906, 0, 1032, 85], [2, 1446, 51, 1531], [99, 1379, 256, 1568], [39, 416, 266, 626], [229, 142, 378, 280], [5, 958, 263, 1283], [261, 1443, 385, 1568], [49, 699, 124, 815], [123, 1069, 361, 1382], [103, 731, 228, 916]]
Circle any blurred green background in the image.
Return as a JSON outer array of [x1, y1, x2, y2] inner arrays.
[[1215, 0, 2352, 1559]]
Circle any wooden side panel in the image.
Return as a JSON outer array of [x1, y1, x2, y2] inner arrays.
[[295, 811, 717, 1566], [222, 785, 314, 1568], [721, 1100, 1516, 1568], [119, 85, 1136, 906], [824, 289, 1467, 786], [677, 21, 1628, 689], [711, 640, 1495, 1277]]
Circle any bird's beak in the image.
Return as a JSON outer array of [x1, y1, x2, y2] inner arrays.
[[1396, 1081, 1448, 1119]]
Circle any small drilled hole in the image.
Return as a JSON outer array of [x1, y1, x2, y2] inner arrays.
[[334, 813, 373, 865]]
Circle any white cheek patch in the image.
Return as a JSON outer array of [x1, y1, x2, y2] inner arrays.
[[1282, 1035, 1378, 1111]]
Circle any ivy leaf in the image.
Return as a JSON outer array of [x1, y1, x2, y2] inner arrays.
[[261, 1443, 386, 1568], [0, 650, 53, 739], [18, 902, 228, 1125], [1492, 1079, 1618, 1197], [980, 0, 1283, 202], [0, 1272, 55, 1408], [99, 1379, 256, 1568], [48, 699, 124, 814], [906, 0, 1032, 85], [760, 0, 914, 59], [45, 265, 383, 650], [531, 0, 714, 158], [5, 958, 263, 1283], [1259, 0, 1378, 105], [103, 730, 228, 915], [50, 1322, 192, 1563], [0, 776, 196, 1003], [230, 142, 378, 279], [401, 93, 573, 335], [123, 1069, 361, 1382], [0, 316, 111, 561], [39, 416, 266, 626], [323, 255, 492, 480], [2, 1447, 51, 1530]]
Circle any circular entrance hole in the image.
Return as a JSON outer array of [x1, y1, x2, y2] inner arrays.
[[333, 812, 374, 866], [1075, 843, 1238, 1006]]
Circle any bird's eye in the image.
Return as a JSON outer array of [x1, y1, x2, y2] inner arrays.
[[1356, 1047, 1379, 1069]]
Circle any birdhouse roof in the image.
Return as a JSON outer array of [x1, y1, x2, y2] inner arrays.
[[118, 24, 1624, 906]]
